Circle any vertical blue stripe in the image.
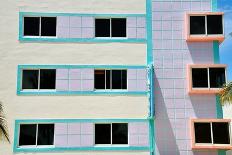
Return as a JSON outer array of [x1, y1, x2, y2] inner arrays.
[[213, 41, 220, 64], [146, 0, 155, 155]]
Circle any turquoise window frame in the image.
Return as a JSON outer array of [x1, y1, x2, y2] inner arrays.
[[19, 12, 147, 43], [17, 64, 148, 95], [13, 119, 150, 152]]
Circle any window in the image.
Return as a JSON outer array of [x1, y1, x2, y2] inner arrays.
[[95, 123, 128, 145], [189, 15, 223, 35], [19, 124, 54, 146], [22, 69, 56, 90], [23, 17, 57, 37], [191, 67, 226, 89], [94, 70, 127, 90], [192, 121, 231, 147], [95, 18, 126, 38], [188, 65, 227, 94]]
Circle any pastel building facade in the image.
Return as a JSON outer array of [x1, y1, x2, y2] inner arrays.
[[0, 0, 230, 155]]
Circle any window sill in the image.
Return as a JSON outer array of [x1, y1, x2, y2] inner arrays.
[[19, 37, 146, 43], [192, 144, 232, 150], [17, 90, 147, 96], [186, 35, 225, 42], [188, 89, 222, 95], [14, 146, 149, 152]]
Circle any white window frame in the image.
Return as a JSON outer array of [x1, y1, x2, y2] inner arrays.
[[94, 123, 129, 146], [189, 14, 224, 37], [94, 69, 128, 91], [194, 122, 231, 146], [21, 69, 56, 91], [94, 18, 127, 38], [18, 123, 55, 148], [191, 67, 226, 90], [23, 16, 57, 38]]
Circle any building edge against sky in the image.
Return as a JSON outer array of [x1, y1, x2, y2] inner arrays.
[[0, 0, 231, 155]]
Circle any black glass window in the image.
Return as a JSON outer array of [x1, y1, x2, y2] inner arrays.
[[190, 16, 206, 35], [94, 70, 106, 89], [41, 17, 57, 36], [19, 124, 37, 146], [209, 68, 226, 88], [111, 18, 126, 37], [95, 19, 110, 37], [95, 124, 111, 144], [22, 70, 39, 89], [94, 70, 127, 90], [207, 15, 223, 35], [106, 70, 111, 89], [37, 124, 54, 145], [192, 68, 208, 88], [194, 123, 212, 143], [39, 69, 56, 89], [212, 122, 230, 144], [24, 17, 40, 36], [112, 123, 128, 144], [112, 70, 127, 89]]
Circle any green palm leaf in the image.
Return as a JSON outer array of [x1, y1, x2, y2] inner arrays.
[[220, 82, 232, 106], [0, 102, 10, 143]]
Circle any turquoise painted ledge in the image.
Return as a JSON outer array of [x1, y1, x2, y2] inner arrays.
[[13, 119, 149, 153], [19, 37, 147, 43], [17, 91, 148, 96], [14, 146, 150, 152]]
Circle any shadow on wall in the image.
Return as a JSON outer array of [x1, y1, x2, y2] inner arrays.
[[187, 42, 214, 64], [154, 74, 180, 155]]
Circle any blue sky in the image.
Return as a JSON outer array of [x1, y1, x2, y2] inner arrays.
[[218, 0, 232, 80]]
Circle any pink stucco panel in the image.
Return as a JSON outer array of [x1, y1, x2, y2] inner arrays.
[[81, 69, 94, 80], [68, 123, 81, 135], [69, 28, 82, 38], [68, 135, 81, 147], [69, 80, 81, 91], [55, 123, 67, 135], [56, 69, 69, 80], [57, 16, 70, 28], [56, 80, 69, 91], [81, 135, 94, 146], [81, 80, 94, 91], [81, 17, 94, 28], [127, 17, 137, 28], [128, 79, 137, 91], [55, 135, 68, 147], [69, 69, 81, 80], [81, 123, 94, 135], [70, 16, 82, 28]]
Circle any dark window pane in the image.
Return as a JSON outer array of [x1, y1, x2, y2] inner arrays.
[[194, 123, 212, 143], [112, 123, 128, 144], [190, 16, 206, 35], [209, 68, 226, 88], [19, 124, 37, 146], [112, 70, 122, 89], [95, 19, 110, 37], [41, 17, 57, 36], [24, 17, 40, 36], [122, 70, 127, 89], [192, 68, 208, 88], [207, 15, 223, 35], [95, 124, 111, 144], [40, 69, 56, 89], [22, 70, 39, 89], [106, 70, 111, 89], [111, 18, 126, 37], [37, 124, 54, 145], [94, 70, 105, 89], [212, 122, 230, 144]]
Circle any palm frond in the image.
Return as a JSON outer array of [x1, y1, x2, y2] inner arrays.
[[219, 82, 232, 106], [0, 102, 10, 143]]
